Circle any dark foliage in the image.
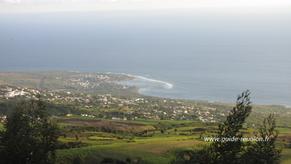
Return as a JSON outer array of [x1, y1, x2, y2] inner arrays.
[[173, 91, 281, 164], [241, 114, 281, 164], [0, 98, 60, 164], [210, 90, 252, 163]]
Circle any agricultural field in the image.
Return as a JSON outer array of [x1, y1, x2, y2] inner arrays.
[[54, 117, 291, 164], [0, 123, 3, 131], [1, 72, 291, 163]]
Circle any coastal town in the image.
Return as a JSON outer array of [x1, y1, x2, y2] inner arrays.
[[0, 84, 223, 123], [1, 72, 291, 127]]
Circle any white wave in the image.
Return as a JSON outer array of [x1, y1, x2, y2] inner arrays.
[[123, 74, 173, 89], [105, 72, 174, 90], [133, 75, 174, 89]]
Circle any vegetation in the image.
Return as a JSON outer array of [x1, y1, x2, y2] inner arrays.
[[0, 72, 291, 163], [210, 90, 252, 163], [173, 91, 281, 164], [0, 98, 59, 164], [242, 114, 281, 164]]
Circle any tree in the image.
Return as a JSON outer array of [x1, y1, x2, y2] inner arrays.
[[241, 114, 281, 164], [0, 98, 59, 164], [210, 90, 252, 163], [173, 90, 281, 164]]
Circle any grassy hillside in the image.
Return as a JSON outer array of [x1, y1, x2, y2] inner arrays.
[[52, 117, 291, 164], [1, 71, 291, 163]]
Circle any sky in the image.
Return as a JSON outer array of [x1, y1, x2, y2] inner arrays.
[[0, 0, 291, 13]]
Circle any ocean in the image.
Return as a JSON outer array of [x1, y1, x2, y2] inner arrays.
[[0, 9, 291, 105]]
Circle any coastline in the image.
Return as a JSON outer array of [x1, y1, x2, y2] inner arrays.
[[115, 73, 174, 96], [0, 70, 290, 108], [113, 72, 291, 108], [117, 73, 174, 89]]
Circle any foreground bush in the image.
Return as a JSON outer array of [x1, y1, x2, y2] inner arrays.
[[0, 98, 59, 164], [173, 91, 281, 164]]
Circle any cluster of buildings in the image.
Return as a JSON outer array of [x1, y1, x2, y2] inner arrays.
[[0, 86, 40, 99], [0, 85, 226, 123]]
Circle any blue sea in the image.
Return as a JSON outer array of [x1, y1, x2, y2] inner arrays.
[[0, 9, 291, 105]]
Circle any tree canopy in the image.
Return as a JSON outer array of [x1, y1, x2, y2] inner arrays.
[[0, 98, 59, 164], [173, 90, 281, 164]]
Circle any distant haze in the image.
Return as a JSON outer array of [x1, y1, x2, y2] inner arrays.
[[1, 0, 291, 13], [0, 2, 291, 105]]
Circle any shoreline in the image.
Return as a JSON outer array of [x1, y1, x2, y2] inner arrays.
[[116, 73, 174, 89], [112, 72, 291, 108], [0, 70, 290, 108]]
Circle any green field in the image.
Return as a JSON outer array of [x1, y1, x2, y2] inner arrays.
[[0, 123, 3, 131], [1, 72, 291, 163], [53, 117, 291, 164], [1, 116, 290, 163]]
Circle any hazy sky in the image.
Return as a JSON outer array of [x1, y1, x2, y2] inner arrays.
[[1, 0, 291, 13]]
